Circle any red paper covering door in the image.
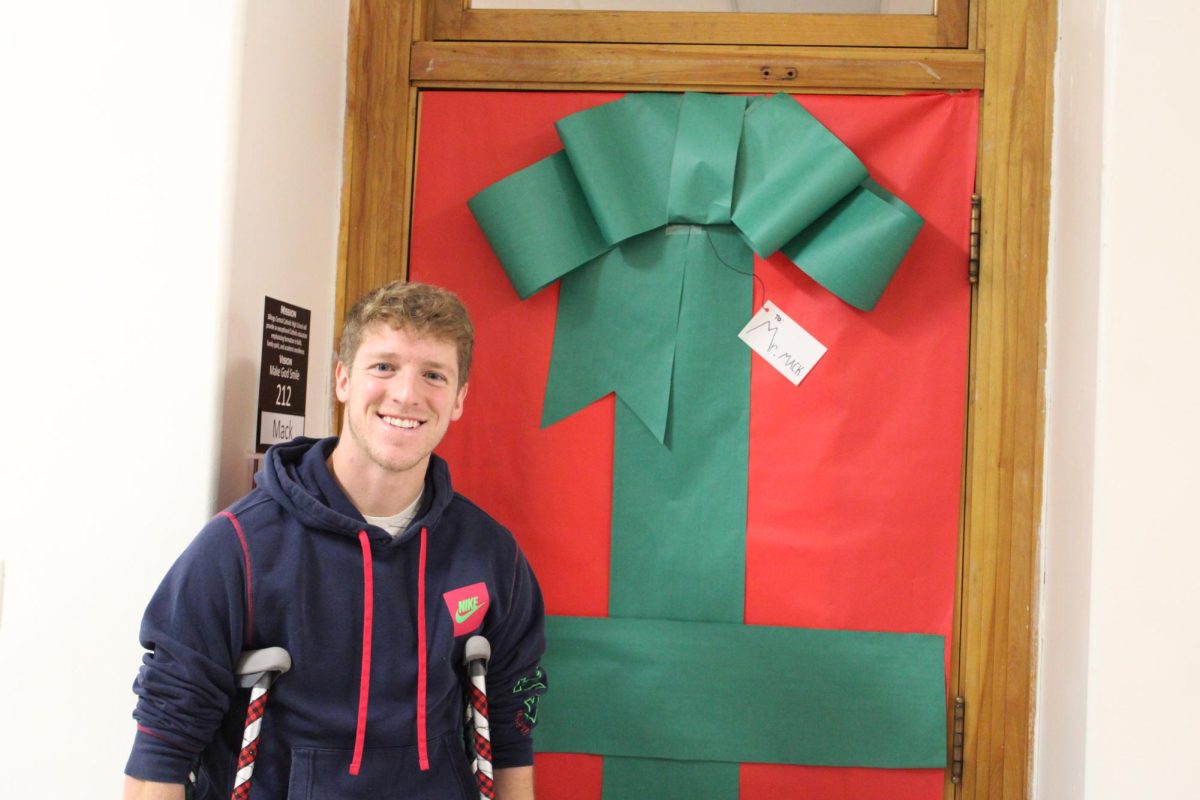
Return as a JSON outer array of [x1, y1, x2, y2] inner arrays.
[[409, 90, 978, 800]]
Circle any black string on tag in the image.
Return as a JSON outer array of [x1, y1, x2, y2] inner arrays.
[[702, 227, 766, 309]]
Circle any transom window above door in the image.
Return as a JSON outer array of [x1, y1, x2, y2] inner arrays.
[[472, 0, 934, 13], [430, 0, 967, 47]]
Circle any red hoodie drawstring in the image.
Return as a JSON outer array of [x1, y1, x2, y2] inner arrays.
[[348, 527, 431, 777], [417, 527, 430, 771], [350, 530, 374, 776]]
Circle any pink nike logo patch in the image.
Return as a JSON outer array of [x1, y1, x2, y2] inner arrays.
[[443, 582, 490, 637]]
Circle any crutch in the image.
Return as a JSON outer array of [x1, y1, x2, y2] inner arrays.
[[463, 635, 495, 800], [230, 647, 292, 800]]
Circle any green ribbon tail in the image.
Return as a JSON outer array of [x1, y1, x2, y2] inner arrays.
[[541, 230, 688, 444]]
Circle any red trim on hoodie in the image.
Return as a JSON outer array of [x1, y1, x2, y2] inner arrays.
[[220, 510, 253, 647], [135, 723, 189, 751], [417, 527, 430, 771], [350, 530, 375, 776]]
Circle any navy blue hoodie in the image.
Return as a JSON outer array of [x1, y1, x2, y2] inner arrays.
[[127, 437, 547, 798]]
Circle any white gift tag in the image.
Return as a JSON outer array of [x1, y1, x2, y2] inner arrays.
[[738, 300, 828, 386]]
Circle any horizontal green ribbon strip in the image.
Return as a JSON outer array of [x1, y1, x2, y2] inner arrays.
[[604, 758, 740, 800], [536, 615, 948, 769]]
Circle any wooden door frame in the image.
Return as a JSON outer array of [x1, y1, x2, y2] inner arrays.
[[336, 1, 1055, 796]]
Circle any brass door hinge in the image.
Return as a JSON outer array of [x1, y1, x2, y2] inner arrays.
[[968, 194, 981, 284], [951, 695, 965, 784]]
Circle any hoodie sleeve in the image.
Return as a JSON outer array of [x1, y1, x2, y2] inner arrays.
[[125, 514, 248, 782], [482, 546, 548, 769]]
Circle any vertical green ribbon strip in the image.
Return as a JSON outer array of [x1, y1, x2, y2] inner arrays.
[[469, 92, 943, 797], [605, 224, 750, 794], [609, 225, 751, 624]]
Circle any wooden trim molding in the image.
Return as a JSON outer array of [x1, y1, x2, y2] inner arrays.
[[339, 0, 419, 321], [937, 0, 970, 47], [411, 42, 985, 91], [954, 0, 1055, 796]]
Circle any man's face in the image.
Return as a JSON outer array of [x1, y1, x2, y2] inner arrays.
[[334, 322, 467, 479]]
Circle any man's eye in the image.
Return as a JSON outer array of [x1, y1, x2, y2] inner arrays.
[[424, 371, 447, 383], [370, 363, 394, 374]]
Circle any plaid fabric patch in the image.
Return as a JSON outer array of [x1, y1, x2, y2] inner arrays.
[[470, 684, 488, 715]]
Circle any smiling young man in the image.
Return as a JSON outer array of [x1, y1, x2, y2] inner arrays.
[[124, 282, 547, 800]]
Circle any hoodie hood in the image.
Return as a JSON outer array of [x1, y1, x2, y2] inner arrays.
[[257, 436, 455, 545]]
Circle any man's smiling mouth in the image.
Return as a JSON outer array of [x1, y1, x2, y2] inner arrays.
[[381, 415, 423, 429]]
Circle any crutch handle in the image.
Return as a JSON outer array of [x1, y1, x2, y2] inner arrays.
[[464, 635, 491, 671], [235, 647, 292, 688]]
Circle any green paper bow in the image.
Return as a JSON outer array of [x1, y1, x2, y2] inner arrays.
[[469, 92, 924, 441]]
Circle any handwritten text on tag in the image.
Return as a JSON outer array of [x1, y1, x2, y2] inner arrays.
[[737, 301, 827, 386]]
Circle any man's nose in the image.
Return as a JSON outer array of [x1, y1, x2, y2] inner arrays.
[[390, 367, 421, 403]]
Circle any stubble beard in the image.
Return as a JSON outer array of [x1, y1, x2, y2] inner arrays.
[[348, 410, 430, 476]]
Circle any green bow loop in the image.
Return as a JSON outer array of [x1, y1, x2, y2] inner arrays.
[[731, 93, 872, 258], [466, 151, 607, 300], [782, 177, 926, 311], [556, 93, 680, 244]]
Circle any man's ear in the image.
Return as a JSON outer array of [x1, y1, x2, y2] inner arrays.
[[450, 382, 468, 422], [334, 360, 351, 403]]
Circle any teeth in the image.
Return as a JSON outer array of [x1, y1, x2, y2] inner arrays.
[[382, 416, 421, 429]]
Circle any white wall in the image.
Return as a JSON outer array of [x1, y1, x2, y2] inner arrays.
[[1037, 0, 1105, 795], [216, 0, 348, 508], [1039, 1, 1200, 797], [0, 1, 347, 795]]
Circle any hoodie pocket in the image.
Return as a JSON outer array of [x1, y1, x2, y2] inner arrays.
[[286, 734, 473, 799]]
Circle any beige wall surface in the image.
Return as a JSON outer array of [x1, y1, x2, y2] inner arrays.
[[215, 0, 349, 509], [0, 2, 348, 796], [1038, 0, 1105, 796], [1040, 1, 1200, 797]]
